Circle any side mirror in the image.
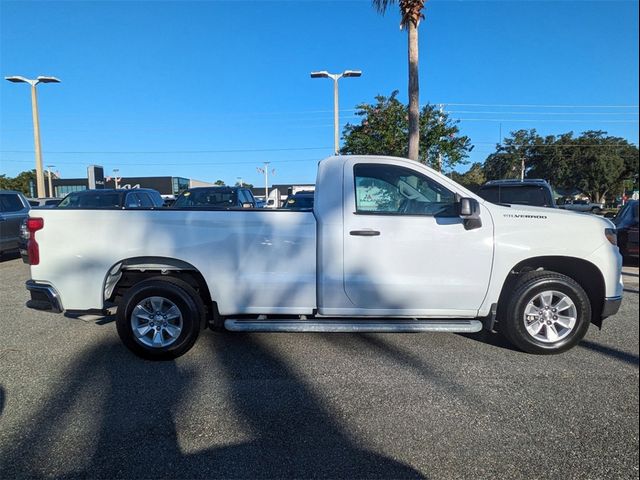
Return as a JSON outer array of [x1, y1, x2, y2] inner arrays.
[[459, 197, 480, 217], [458, 197, 482, 230], [241, 202, 253, 209]]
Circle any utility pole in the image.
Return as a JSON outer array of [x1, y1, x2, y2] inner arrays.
[[437, 104, 445, 172], [5, 76, 61, 197], [46, 165, 55, 197], [521, 157, 525, 181], [236, 177, 244, 187]]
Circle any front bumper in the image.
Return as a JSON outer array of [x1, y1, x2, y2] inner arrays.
[[601, 296, 622, 319], [25, 280, 63, 313]]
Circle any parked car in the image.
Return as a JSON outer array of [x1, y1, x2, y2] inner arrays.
[[57, 189, 164, 209], [27, 198, 62, 208], [22, 155, 623, 360], [478, 179, 556, 208], [558, 199, 604, 214], [613, 200, 639, 259], [283, 191, 314, 210], [0, 190, 30, 257], [172, 186, 257, 209]]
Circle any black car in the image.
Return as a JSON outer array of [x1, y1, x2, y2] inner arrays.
[[614, 200, 639, 259], [283, 191, 314, 210], [478, 179, 556, 208], [0, 190, 30, 258], [172, 187, 257, 209], [57, 189, 165, 209]]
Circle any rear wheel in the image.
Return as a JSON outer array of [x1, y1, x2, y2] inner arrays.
[[500, 271, 591, 354], [116, 277, 204, 360]]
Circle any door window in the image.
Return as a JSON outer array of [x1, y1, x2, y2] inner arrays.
[[125, 193, 140, 208], [354, 164, 457, 216], [136, 193, 154, 208]]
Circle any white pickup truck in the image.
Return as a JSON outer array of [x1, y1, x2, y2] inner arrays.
[[23, 156, 623, 359]]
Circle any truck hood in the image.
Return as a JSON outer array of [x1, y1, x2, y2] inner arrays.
[[484, 202, 615, 229]]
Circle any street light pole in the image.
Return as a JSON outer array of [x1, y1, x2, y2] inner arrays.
[[310, 70, 362, 155], [5, 76, 60, 198], [46, 165, 55, 197], [257, 162, 274, 202]]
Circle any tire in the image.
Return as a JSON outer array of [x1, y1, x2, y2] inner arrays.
[[116, 277, 205, 360], [499, 271, 591, 354]]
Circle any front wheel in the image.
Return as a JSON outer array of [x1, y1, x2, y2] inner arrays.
[[500, 271, 592, 354], [116, 277, 204, 360]]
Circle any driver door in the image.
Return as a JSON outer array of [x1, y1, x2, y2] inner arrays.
[[342, 159, 494, 317]]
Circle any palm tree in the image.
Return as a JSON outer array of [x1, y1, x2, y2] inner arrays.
[[372, 0, 426, 161]]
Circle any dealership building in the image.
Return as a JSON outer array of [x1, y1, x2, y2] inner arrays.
[[48, 175, 212, 198]]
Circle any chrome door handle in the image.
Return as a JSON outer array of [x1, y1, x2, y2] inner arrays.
[[349, 230, 380, 236]]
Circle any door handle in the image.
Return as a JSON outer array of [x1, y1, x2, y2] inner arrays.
[[350, 229, 380, 236]]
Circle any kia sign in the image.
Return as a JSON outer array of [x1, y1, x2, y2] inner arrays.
[[87, 165, 105, 189]]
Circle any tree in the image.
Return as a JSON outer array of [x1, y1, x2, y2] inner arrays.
[[235, 182, 254, 189], [0, 170, 36, 195], [564, 131, 638, 203], [340, 91, 473, 172], [372, 0, 426, 161], [483, 129, 639, 203], [483, 129, 544, 181], [214, 180, 225, 186], [450, 162, 486, 190]]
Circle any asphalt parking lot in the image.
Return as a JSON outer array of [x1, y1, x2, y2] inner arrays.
[[0, 256, 638, 479]]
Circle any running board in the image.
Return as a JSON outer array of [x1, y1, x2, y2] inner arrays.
[[224, 318, 483, 333]]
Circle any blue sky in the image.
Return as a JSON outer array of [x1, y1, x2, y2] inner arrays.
[[1, 0, 638, 186]]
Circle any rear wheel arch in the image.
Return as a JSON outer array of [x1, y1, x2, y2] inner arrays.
[[497, 256, 606, 327], [103, 256, 219, 328]]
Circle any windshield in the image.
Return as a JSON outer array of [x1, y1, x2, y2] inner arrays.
[[479, 185, 553, 207], [58, 192, 122, 208], [173, 189, 237, 207]]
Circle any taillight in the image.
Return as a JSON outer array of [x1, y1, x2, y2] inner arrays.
[[605, 228, 617, 246], [27, 217, 44, 265]]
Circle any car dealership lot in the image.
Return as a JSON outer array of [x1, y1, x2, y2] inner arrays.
[[0, 257, 638, 479]]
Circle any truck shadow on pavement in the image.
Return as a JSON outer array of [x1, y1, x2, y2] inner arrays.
[[0, 335, 425, 479], [578, 340, 639, 367]]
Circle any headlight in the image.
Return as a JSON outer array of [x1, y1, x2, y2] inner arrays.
[[605, 228, 617, 246]]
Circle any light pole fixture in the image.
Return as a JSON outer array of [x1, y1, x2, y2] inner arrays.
[[112, 169, 121, 189], [5, 75, 61, 198], [310, 70, 362, 154]]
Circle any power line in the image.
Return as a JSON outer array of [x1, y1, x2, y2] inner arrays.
[[0, 146, 332, 155], [439, 103, 639, 108], [453, 118, 639, 124], [0, 157, 322, 166], [446, 110, 639, 116]]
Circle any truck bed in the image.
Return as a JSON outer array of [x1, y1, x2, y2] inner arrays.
[[31, 209, 317, 314]]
